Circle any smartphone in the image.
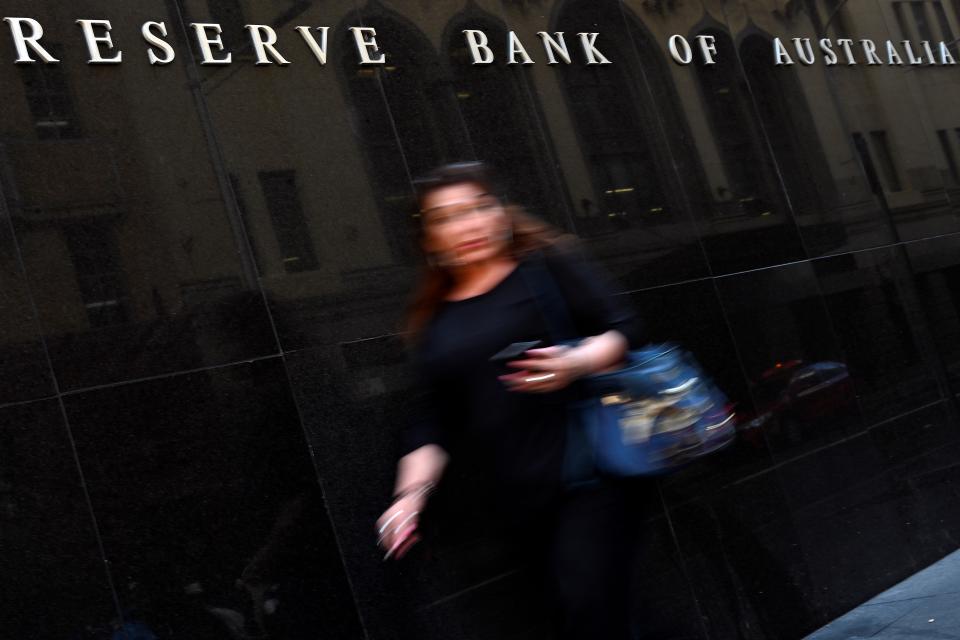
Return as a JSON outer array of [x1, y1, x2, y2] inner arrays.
[[489, 340, 543, 363]]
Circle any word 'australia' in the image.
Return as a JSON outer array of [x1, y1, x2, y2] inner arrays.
[[774, 37, 957, 65], [3, 18, 609, 66]]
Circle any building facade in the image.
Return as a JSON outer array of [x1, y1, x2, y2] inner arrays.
[[3, 0, 960, 637]]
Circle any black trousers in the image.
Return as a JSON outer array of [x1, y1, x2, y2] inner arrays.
[[509, 477, 657, 640]]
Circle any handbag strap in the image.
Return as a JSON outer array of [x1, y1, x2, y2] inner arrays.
[[519, 249, 579, 344]]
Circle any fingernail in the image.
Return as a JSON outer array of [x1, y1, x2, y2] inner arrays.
[[383, 542, 400, 561]]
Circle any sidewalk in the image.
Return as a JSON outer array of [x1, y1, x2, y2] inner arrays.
[[806, 550, 960, 639]]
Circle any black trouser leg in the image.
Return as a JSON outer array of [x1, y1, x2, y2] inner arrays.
[[547, 480, 644, 640]]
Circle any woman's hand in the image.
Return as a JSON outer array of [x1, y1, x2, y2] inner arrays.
[[499, 344, 590, 393], [375, 483, 433, 560], [500, 331, 628, 394]]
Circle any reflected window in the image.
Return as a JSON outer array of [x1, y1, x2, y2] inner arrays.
[[823, 0, 851, 37], [937, 130, 960, 184], [18, 44, 80, 140], [894, 1, 921, 40], [556, 0, 707, 235], [258, 170, 318, 273], [869, 130, 902, 192], [341, 15, 463, 264], [895, 0, 958, 52], [447, 17, 567, 225], [913, 1, 935, 40], [739, 35, 830, 219], [562, 59, 669, 227], [694, 31, 786, 218], [934, 1, 960, 55], [229, 173, 266, 269], [63, 222, 128, 327], [852, 132, 883, 195], [207, 0, 246, 50]]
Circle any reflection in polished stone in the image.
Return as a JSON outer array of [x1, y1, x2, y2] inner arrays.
[[3, 0, 960, 637], [62, 358, 363, 639], [1, 2, 279, 391], [0, 212, 52, 403], [0, 400, 118, 639], [716, 262, 862, 459], [908, 234, 960, 396], [815, 248, 944, 425]]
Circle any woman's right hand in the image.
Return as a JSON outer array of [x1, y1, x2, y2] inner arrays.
[[376, 486, 431, 560]]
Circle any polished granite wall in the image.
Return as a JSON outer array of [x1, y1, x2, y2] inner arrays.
[[3, 0, 960, 638]]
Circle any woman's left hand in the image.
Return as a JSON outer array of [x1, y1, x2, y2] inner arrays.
[[500, 345, 589, 393]]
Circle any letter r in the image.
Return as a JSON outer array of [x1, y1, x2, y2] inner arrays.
[[4, 17, 59, 63]]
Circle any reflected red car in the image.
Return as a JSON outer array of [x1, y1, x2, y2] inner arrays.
[[739, 360, 856, 446]]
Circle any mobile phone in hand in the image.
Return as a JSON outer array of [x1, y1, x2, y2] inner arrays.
[[489, 340, 543, 363]]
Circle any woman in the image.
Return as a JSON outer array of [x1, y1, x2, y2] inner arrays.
[[377, 162, 650, 639]]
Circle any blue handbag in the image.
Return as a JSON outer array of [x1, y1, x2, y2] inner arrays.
[[521, 251, 737, 480]]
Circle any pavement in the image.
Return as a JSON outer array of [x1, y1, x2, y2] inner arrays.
[[806, 550, 960, 639]]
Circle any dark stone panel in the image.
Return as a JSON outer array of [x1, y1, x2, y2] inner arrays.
[[895, 439, 960, 568], [781, 402, 960, 628], [868, 401, 960, 470], [0, 400, 119, 638], [62, 358, 364, 639], [814, 248, 945, 426], [906, 234, 960, 396], [261, 274, 415, 353], [714, 262, 866, 464], [284, 341, 434, 639], [669, 475, 822, 639], [777, 432, 886, 513], [789, 471, 916, 626], [630, 515, 707, 640], [0, 2, 279, 390], [408, 570, 555, 640], [0, 212, 53, 404]]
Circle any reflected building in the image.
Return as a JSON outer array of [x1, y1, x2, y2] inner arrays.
[[3, 0, 960, 638]]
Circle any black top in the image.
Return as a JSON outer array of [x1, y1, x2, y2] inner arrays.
[[401, 246, 643, 513]]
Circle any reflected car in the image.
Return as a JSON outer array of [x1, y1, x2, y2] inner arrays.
[[741, 361, 856, 443]]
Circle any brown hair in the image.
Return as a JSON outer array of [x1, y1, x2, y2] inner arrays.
[[403, 162, 574, 343]]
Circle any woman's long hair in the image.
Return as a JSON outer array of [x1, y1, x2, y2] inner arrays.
[[403, 163, 574, 344]]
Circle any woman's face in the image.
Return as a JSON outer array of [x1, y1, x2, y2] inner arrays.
[[419, 181, 511, 267]]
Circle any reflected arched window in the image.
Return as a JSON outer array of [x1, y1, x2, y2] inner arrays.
[[446, 16, 568, 226], [739, 35, 829, 221], [341, 13, 466, 264], [693, 29, 788, 219], [555, 0, 708, 237]]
